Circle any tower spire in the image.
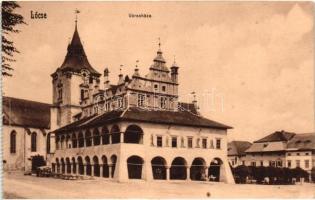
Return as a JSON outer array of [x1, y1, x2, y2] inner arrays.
[[74, 9, 80, 29]]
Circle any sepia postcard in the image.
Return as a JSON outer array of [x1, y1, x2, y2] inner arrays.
[[1, 1, 315, 198]]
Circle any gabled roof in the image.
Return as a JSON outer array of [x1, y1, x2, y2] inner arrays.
[[228, 141, 252, 156], [54, 107, 232, 133], [287, 133, 315, 150], [254, 130, 295, 143], [57, 24, 100, 77], [3, 96, 51, 129]]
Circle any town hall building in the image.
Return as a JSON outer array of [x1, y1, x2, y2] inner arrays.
[[3, 20, 234, 184]]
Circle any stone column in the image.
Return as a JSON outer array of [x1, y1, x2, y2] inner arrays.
[[204, 166, 209, 180], [120, 132, 124, 143], [83, 165, 86, 176], [108, 165, 112, 178], [100, 165, 103, 178], [91, 165, 94, 177], [166, 167, 170, 180], [109, 134, 112, 144], [186, 167, 191, 181]]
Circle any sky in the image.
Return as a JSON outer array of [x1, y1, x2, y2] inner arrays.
[[3, 2, 314, 142]]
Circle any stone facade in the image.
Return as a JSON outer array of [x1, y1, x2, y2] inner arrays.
[[47, 22, 234, 183]]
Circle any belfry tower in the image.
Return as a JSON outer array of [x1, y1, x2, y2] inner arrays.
[[51, 20, 101, 129]]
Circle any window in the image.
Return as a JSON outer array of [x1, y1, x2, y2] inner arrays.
[[305, 152, 309, 156], [31, 132, 37, 152], [242, 161, 245, 165], [269, 161, 275, 167], [287, 153, 291, 156], [105, 101, 110, 111], [202, 138, 207, 149], [138, 94, 145, 107], [171, 137, 177, 148], [80, 89, 84, 100], [297, 153, 300, 156], [10, 131, 16, 153], [216, 138, 221, 149], [58, 88, 62, 100], [94, 106, 98, 114], [154, 84, 158, 91], [296, 160, 300, 168], [157, 136, 163, 147], [287, 160, 291, 168], [118, 98, 123, 108], [160, 97, 167, 109], [305, 160, 310, 169], [89, 77, 93, 84], [188, 137, 193, 148], [162, 85, 166, 92], [276, 161, 282, 167], [260, 161, 264, 166], [251, 161, 256, 166]]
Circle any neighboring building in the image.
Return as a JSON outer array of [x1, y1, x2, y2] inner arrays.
[[228, 141, 252, 167], [2, 96, 51, 171], [285, 133, 315, 174], [244, 130, 295, 167], [47, 21, 235, 183], [243, 130, 315, 174]]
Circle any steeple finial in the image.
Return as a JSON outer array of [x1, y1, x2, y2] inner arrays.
[[158, 37, 161, 50], [119, 64, 123, 74], [135, 60, 139, 69], [75, 9, 80, 29]]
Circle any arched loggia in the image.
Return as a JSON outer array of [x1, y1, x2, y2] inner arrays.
[[93, 156, 100, 177], [208, 158, 224, 182], [124, 125, 143, 144], [170, 157, 187, 180], [190, 157, 207, 181], [127, 156, 144, 179], [151, 156, 167, 180]]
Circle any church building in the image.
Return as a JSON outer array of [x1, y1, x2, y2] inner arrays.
[[47, 21, 234, 183]]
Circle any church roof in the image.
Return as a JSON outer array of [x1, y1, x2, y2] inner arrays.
[[54, 107, 232, 133], [228, 141, 252, 156], [2, 96, 51, 129], [57, 24, 101, 77]]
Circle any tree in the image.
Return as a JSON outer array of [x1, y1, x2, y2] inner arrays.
[[2, 1, 26, 76], [233, 165, 251, 184]]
